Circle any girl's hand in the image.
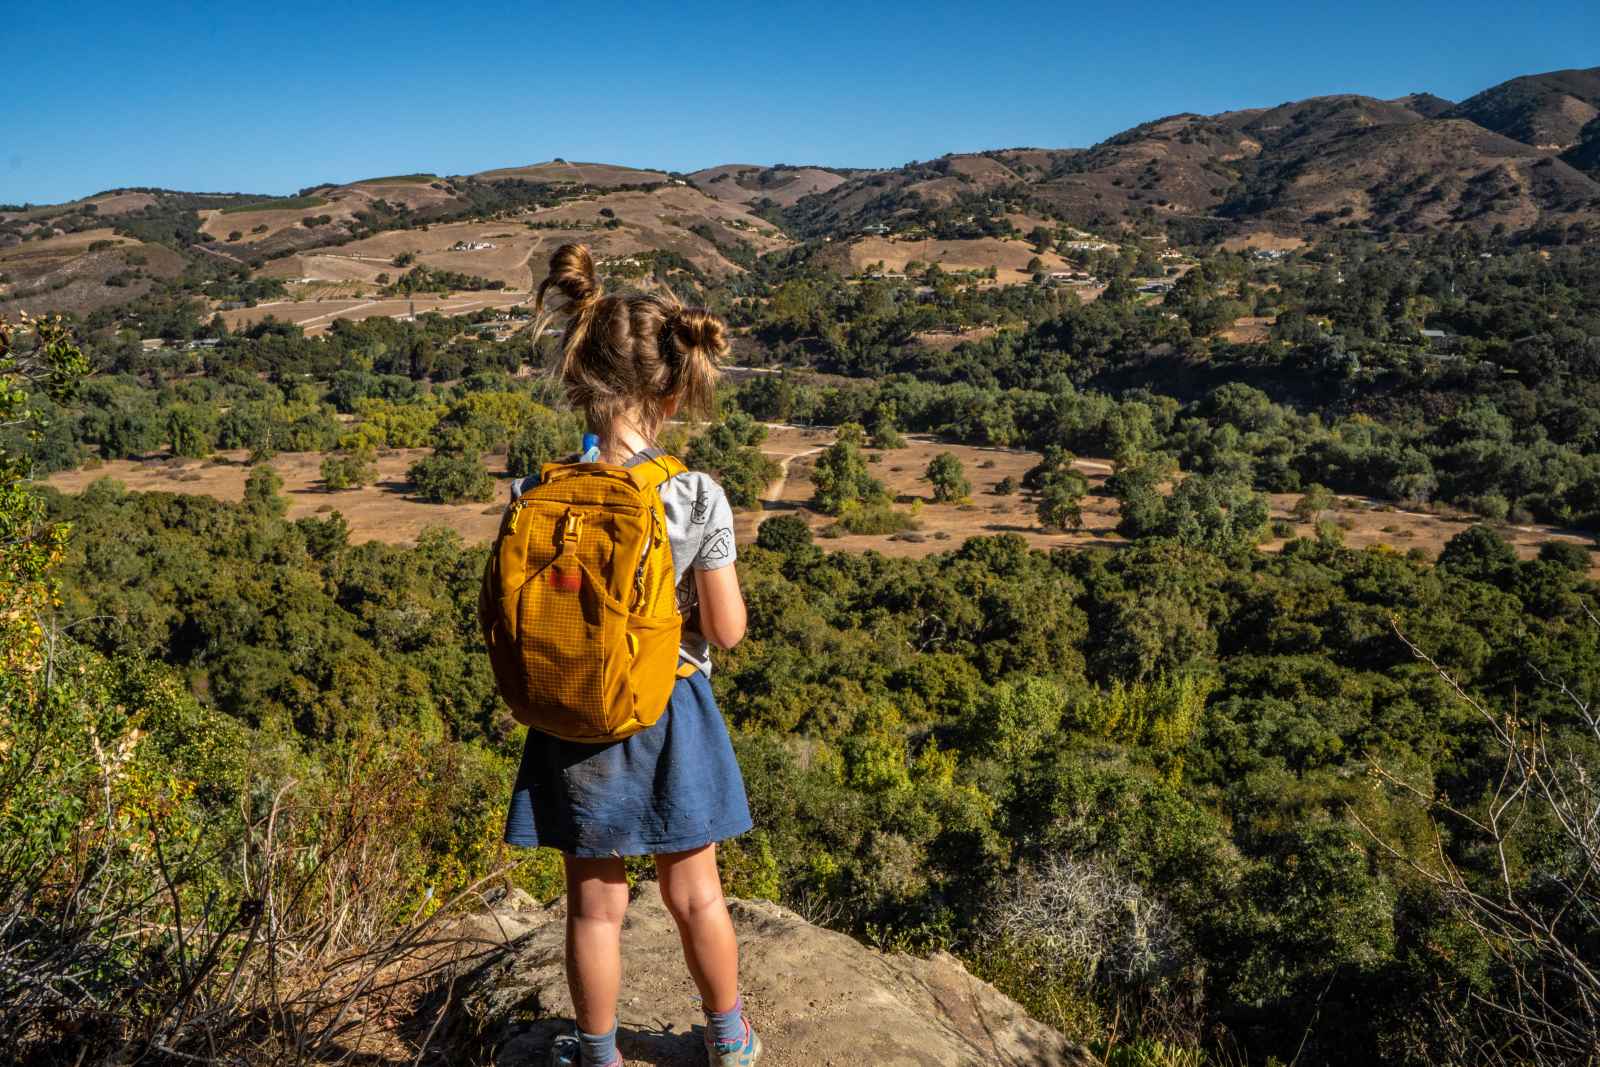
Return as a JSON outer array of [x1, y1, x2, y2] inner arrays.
[[692, 564, 746, 649]]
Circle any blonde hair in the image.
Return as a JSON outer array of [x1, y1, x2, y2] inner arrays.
[[535, 243, 725, 438]]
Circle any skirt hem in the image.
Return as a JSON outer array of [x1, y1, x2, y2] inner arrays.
[[503, 816, 753, 858]]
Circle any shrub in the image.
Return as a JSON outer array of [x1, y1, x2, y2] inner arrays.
[[321, 446, 377, 490], [756, 513, 814, 553], [830, 501, 918, 535], [926, 452, 970, 502], [811, 424, 886, 515], [407, 449, 494, 504]]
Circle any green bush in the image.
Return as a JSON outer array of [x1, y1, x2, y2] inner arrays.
[[321, 446, 377, 490], [407, 448, 495, 504], [926, 451, 970, 502]]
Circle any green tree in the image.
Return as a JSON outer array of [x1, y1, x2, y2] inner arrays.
[[926, 452, 970, 503], [1292, 483, 1336, 525], [506, 410, 571, 477], [408, 449, 494, 504], [243, 463, 287, 519], [166, 406, 213, 458], [811, 424, 884, 515], [686, 413, 780, 509], [1038, 469, 1089, 530], [1438, 525, 1518, 583], [321, 446, 377, 491], [756, 514, 814, 554]]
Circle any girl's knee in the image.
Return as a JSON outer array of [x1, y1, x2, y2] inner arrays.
[[660, 876, 726, 924]]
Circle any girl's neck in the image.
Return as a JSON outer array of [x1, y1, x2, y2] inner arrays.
[[597, 419, 651, 464]]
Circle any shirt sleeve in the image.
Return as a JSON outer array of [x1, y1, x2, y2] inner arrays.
[[693, 480, 737, 571]]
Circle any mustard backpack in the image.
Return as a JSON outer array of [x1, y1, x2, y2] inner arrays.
[[479, 451, 691, 742]]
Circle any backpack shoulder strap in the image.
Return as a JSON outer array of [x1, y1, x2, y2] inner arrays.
[[625, 451, 686, 493]]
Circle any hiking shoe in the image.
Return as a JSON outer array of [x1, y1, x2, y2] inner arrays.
[[705, 1017, 762, 1067], [546, 1032, 622, 1067]]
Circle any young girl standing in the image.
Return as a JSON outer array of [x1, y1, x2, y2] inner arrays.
[[503, 244, 762, 1067]]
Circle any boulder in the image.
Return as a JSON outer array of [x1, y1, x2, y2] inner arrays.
[[451, 886, 1091, 1066]]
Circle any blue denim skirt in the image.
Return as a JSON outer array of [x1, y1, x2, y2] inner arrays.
[[503, 671, 753, 857]]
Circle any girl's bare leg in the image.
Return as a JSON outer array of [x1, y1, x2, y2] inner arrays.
[[564, 853, 630, 1034], [655, 844, 739, 1013]]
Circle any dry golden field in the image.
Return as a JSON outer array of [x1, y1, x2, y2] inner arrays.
[[43, 428, 1597, 575]]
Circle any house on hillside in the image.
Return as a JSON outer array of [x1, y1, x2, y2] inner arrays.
[[451, 240, 496, 252], [860, 223, 890, 236], [1420, 328, 1462, 354]]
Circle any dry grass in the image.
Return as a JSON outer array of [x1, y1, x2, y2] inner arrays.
[[44, 429, 1599, 573], [844, 235, 1075, 286], [217, 292, 533, 335]]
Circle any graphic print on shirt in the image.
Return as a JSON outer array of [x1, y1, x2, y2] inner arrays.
[[690, 489, 711, 525], [700, 527, 733, 565]]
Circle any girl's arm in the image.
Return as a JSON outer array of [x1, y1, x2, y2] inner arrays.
[[693, 564, 746, 649]]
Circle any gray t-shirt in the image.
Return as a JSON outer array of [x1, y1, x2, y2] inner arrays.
[[509, 461, 736, 676]]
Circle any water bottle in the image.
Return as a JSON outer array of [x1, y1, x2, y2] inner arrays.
[[580, 432, 601, 463]]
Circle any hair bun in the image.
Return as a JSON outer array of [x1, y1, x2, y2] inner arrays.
[[669, 307, 727, 357], [538, 243, 601, 316]]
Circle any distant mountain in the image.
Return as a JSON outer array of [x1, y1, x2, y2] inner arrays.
[[1565, 117, 1600, 176], [5, 65, 1600, 323], [784, 70, 1600, 243], [1446, 66, 1600, 148], [1390, 92, 1455, 118], [688, 164, 853, 209]]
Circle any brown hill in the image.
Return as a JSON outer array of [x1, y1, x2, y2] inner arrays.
[[473, 160, 672, 186], [1564, 117, 1600, 176], [689, 164, 851, 208], [1223, 116, 1600, 234], [1447, 66, 1600, 149], [787, 77, 1600, 243], [1390, 92, 1456, 119], [0, 228, 186, 318]]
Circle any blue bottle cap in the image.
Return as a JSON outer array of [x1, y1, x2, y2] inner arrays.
[[580, 432, 601, 463]]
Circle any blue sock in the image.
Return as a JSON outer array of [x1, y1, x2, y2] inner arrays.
[[578, 1021, 618, 1066], [707, 994, 745, 1047]]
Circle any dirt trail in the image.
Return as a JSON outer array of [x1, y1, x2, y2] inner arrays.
[[760, 445, 825, 513]]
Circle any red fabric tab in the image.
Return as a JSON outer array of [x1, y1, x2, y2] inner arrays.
[[550, 569, 581, 593]]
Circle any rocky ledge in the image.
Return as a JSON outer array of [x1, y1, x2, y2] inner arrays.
[[448, 886, 1091, 1066]]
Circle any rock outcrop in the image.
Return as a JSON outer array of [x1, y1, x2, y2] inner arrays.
[[451, 887, 1091, 1067]]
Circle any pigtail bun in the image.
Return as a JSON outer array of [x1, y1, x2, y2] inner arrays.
[[537, 243, 601, 317], [667, 308, 727, 358], [662, 306, 726, 420]]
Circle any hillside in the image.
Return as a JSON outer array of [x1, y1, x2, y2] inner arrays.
[[779, 70, 1600, 245], [7, 64, 1600, 327], [1447, 65, 1600, 148], [689, 163, 852, 208]]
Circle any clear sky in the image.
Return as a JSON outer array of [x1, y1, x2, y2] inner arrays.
[[6, 0, 1597, 204]]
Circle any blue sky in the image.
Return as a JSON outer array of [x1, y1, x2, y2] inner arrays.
[[6, 0, 1596, 204]]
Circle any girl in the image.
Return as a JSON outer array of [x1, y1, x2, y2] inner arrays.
[[503, 243, 763, 1067]]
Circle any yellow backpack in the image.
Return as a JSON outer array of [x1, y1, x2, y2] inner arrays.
[[479, 452, 690, 743]]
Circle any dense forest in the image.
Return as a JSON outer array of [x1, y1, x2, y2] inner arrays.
[[5, 225, 1600, 1066]]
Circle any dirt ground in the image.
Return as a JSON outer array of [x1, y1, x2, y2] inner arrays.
[[43, 428, 1597, 573], [844, 235, 1075, 286], [1219, 233, 1307, 253], [217, 292, 534, 334], [1220, 315, 1275, 343], [45, 448, 519, 545]]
